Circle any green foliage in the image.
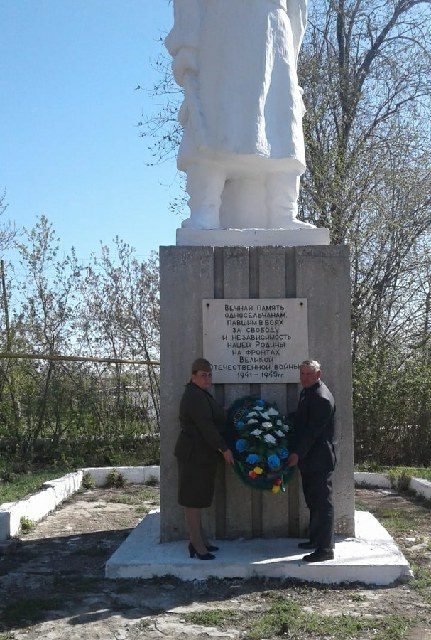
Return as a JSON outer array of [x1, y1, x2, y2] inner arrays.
[[145, 475, 159, 486], [354, 351, 431, 466], [81, 471, 96, 489], [105, 469, 125, 488], [0, 216, 160, 470], [19, 516, 35, 534]]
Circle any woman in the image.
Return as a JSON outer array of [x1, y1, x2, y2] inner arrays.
[[175, 358, 234, 560]]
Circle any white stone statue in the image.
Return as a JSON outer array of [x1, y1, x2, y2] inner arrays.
[[166, 0, 313, 231]]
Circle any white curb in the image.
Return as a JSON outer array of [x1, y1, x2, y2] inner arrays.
[[1, 467, 428, 541]]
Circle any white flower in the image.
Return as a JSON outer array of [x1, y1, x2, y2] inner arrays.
[[251, 429, 262, 436], [247, 418, 259, 424], [261, 421, 273, 430], [247, 411, 258, 417], [260, 411, 270, 420], [275, 430, 285, 437], [267, 407, 279, 416], [283, 424, 290, 431], [276, 419, 283, 426], [264, 434, 277, 444]]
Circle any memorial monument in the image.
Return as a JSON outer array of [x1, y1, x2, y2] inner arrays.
[[160, 0, 354, 543]]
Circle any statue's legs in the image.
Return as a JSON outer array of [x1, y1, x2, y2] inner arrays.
[[266, 172, 315, 229], [182, 163, 226, 229]]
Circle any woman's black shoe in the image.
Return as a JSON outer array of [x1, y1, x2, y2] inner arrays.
[[188, 543, 215, 560], [206, 544, 219, 552]]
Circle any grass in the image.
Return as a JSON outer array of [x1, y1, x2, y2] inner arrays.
[[411, 565, 431, 604], [374, 508, 414, 533], [0, 467, 72, 504], [356, 464, 431, 482], [184, 609, 237, 626], [137, 619, 152, 629], [244, 598, 411, 640], [1, 597, 64, 626], [104, 486, 159, 505]]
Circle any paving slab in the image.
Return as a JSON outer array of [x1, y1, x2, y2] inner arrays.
[[106, 510, 411, 585]]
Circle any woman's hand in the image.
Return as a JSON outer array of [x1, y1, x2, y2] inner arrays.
[[222, 449, 234, 465], [287, 453, 299, 467]]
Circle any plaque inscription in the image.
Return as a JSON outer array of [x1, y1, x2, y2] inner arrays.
[[203, 298, 309, 383]]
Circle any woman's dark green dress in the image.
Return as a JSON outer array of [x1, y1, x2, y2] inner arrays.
[[175, 382, 228, 508]]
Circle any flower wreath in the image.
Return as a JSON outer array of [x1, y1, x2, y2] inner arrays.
[[226, 396, 296, 493]]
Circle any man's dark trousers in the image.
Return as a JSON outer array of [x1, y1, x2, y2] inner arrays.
[[301, 470, 334, 552]]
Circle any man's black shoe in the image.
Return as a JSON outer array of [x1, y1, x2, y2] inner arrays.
[[302, 549, 334, 562], [298, 541, 315, 549]]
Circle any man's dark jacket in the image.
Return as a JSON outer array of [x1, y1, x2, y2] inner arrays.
[[291, 380, 336, 473]]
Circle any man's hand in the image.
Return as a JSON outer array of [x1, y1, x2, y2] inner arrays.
[[287, 453, 299, 467], [222, 449, 234, 465]]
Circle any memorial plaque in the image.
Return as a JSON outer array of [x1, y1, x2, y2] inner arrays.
[[203, 298, 308, 383]]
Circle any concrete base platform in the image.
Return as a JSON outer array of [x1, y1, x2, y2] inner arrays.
[[106, 510, 411, 585], [176, 227, 330, 247]]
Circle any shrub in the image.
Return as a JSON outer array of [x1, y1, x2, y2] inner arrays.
[[81, 472, 96, 489], [105, 469, 125, 488], [20, 516, 35, 534]]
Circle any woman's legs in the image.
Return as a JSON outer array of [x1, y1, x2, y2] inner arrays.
[[184, 507, 207, 554]]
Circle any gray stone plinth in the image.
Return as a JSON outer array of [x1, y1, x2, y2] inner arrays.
[[160, 245, 354, 542]]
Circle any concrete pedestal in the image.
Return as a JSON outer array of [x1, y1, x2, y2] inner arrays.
[[160, 245, 354, 542]]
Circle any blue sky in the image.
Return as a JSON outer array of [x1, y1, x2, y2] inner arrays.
[[1, 0, 181, 263]]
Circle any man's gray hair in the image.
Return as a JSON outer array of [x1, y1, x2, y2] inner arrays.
[[300, 359, 321, 372]]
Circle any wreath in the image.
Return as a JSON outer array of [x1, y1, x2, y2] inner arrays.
[[226, 396, 296, 493]]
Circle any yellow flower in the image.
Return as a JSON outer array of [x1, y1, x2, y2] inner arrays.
[[272, 484, 281, 494], [253, 466, 264, 475]]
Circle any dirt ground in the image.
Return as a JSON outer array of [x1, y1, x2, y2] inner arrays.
[[0, 484, 430, 640]]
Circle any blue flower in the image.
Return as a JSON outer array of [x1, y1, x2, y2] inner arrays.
[[246, 453, 259, 464], [236, 439, 247, 453], [279, 448, 289, 459], [256, 400, 265, 407], [267, 454, 281, 469], [236, 420, 245, 430]]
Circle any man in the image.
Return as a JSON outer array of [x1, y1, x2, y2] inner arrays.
[[287, 360, 337, 562], [165, 0, 314, 230]]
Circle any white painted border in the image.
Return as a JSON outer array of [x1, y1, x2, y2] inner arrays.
[[1, 467, 428, 541], [0, 465, 160, 541]]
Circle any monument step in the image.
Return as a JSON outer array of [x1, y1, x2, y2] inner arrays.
[[105, 510, 411, 585]]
